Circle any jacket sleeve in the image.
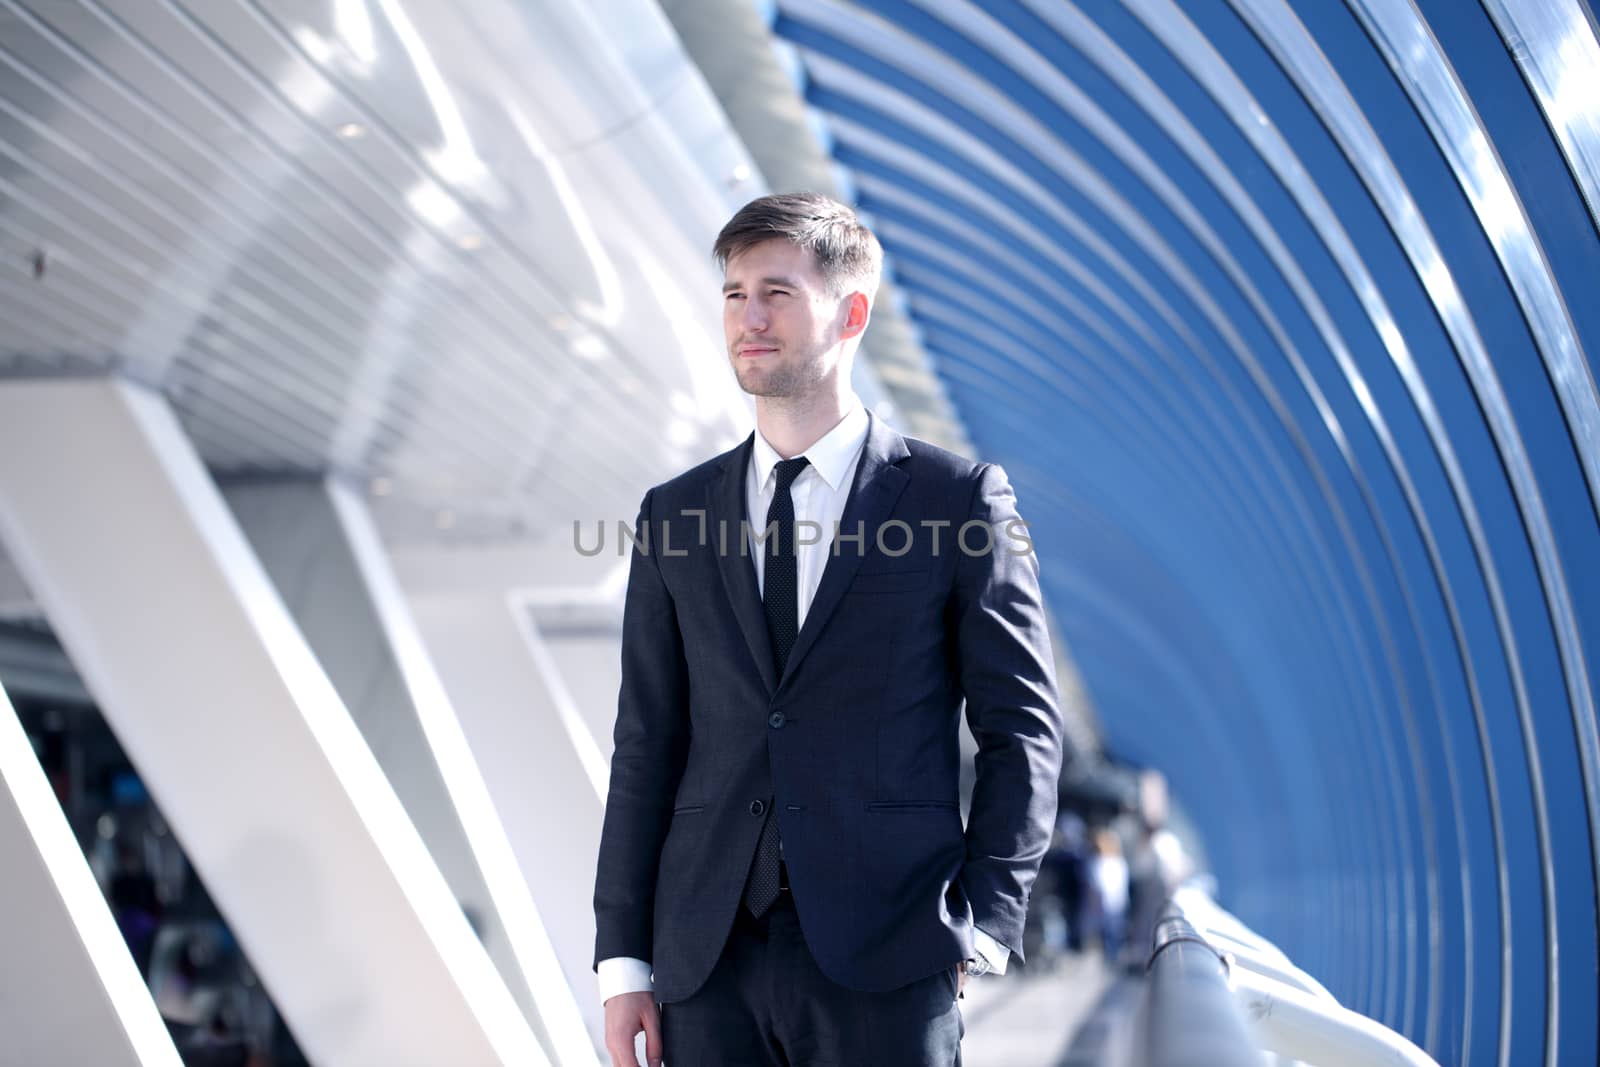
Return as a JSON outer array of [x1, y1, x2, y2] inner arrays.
[[953, 463, 1063, 960], [592, 488, 692, 968]]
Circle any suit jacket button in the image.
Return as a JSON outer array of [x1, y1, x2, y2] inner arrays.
[[768, 711, 786, 729], [749, 800, 766, 816]]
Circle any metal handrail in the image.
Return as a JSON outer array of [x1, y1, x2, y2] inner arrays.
[[1132, 909, 1262, 1067], [1172, 886, 1334, 1001], [1135, 885, 1441, 1067]]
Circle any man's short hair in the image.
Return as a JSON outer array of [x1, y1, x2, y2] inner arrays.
[[713, 192, 884, 298]]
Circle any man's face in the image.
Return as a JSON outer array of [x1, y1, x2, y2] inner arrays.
[[722, 238, 852, 400]]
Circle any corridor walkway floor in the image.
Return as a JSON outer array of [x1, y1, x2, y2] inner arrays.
[[958, 952, 1118, 1067]]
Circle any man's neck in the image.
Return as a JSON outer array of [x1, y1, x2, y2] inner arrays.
[[755, 388, 859, 459]]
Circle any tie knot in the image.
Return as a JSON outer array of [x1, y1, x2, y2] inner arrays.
[[773, 456, 809, 492]]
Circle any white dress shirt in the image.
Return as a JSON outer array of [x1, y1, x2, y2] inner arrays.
[[598, 403, 1008, 1003], [744, 401, 871, 611]]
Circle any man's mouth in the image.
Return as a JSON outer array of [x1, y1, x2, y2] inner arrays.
[[737, 345, 777, 358]]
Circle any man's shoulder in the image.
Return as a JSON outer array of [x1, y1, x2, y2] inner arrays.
[[898, 432, 989, 486], [641, 438, 747, 507]]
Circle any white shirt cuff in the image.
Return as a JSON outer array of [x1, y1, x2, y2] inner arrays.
[[602, 935, 1006, 996], [597, 956, 654, 1002], [972, 928, 1011, 975]]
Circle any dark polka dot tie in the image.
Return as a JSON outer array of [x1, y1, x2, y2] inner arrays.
[[743, 455, 808, 918], [762, 456, 809, 679]]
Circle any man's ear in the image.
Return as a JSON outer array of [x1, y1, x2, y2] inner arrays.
[[840, 291, 871, 340]]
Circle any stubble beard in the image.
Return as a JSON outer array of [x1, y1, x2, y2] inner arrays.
[[732, 345, 818, 399]]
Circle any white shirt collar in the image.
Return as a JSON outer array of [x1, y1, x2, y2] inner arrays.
[[751, 402, 870, 493]]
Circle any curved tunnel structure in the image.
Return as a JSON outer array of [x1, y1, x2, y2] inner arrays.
[[765, 1, 1600, 1064], [0, 0, 1595, 1063]]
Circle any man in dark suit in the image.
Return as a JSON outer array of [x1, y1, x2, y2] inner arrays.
[[595, 193, 1062, 1066]]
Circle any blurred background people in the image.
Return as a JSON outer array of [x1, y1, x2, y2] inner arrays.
[[1086, 828, 1130, 964]]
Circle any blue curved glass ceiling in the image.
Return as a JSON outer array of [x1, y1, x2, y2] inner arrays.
[[766, 2, 1600, 1063]]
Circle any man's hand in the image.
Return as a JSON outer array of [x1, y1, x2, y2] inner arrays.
[[604, 990, 663, 1067]]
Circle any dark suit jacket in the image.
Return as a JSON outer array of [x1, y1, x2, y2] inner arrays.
[[592, 410, 1062, 1001]]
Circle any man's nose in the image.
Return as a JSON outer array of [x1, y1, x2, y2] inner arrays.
[[742, 297, 769, 332]]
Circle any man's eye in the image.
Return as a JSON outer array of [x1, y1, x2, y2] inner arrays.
[[768, 289, 790, 297], [726, 292, 746, 300]]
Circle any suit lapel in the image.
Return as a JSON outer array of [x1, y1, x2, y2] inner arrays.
[[779, 411, 910, 692], [706, 434, 779, 696]]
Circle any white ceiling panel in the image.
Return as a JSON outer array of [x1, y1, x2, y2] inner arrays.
[[0, 0, 765, 548]]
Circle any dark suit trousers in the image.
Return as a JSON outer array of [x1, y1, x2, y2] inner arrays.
[[660, 891, 964, 1066]]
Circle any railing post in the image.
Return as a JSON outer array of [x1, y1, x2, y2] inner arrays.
[[1152, 887, 1442, 1067], [1231, 966, 1439, 1066], [1133, 908, 1263, 1066]]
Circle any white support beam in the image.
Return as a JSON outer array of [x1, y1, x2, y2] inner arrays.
[[0, 679, 183, 1067], [0, 379, 546, 1067], [518, 601, 624, 762], [397, 575, 610, 1043], [225, 477, 596, 1065]]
